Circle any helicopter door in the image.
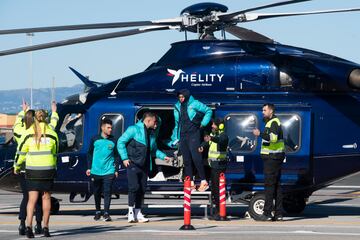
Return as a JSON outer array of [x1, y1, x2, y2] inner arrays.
[[56, 112, 86, 192], [215, 105, 312, 188]]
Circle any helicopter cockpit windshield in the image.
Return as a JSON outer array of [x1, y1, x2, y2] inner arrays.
[[58, 113, 84, 153]]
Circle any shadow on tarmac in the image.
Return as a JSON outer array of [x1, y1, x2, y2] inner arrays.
[[52, 225, 133, 237]]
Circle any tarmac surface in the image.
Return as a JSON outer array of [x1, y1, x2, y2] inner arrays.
[[0, 173, 359, 240]]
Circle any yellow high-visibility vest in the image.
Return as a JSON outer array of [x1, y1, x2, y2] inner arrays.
[[260, 117, 285, 155], [15, 122, 58, 179], [208, 131, 227, 160]]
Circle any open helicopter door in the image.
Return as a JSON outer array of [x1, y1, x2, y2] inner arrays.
[[55, 105, 88, 196], [215, 104, 313, 196]]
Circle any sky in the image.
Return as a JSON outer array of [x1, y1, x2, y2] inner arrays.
[[0, 0, 359, 90]]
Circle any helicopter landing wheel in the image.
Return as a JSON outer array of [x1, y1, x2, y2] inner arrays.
[[248, 193, 265, 221]]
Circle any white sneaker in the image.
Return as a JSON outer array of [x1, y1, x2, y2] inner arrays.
[[134, 209, 149, 223], [148, 171, 166, 181], [128, 211, 136, 223]]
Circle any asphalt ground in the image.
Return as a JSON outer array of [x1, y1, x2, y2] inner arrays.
[[0, 173, 359, 240]]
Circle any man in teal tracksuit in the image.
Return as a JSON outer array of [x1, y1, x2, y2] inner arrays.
[[87, 118, 119, 222], [117, 112, 171, 223], [169, 89, 212, 191]]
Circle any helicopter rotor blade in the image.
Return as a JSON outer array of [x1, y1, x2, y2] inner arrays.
[[242, 7, 360, 22], [0, 25, 175, 57], [0, 18, 182, 35], [219, 0, 311, 21], [225, 26, 275, 44]]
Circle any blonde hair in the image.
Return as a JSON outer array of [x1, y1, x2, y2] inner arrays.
[[33, 109, 48, 149]]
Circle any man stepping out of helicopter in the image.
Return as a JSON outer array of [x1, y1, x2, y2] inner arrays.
[[169, 89, 213, 191], [117, 112, 172, 223]]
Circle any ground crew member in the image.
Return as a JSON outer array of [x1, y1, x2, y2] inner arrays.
[[86, 118, 119, 222], [13, 100, 58, 236], [117, 112, 171, 223], [169, 89, 212, 191], [199, 118, 229, 220], [14, 109, 58, 238], [253, 103, 285, 221]]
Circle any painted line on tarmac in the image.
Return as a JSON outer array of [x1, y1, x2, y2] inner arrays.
[[37, 229, 360, 236]]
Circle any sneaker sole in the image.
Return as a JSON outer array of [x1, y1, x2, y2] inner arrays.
[[198, 186, 209, 192], [137, 220, 149, 223]]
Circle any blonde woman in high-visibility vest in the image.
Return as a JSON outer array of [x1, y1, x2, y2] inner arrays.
[[14, 109, 58, 238], [253, 103, 285, 222], [13, 101, 58, 236]]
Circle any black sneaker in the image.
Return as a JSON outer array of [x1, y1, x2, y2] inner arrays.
[[273, 215, 284, 221], [257, 214, 273, 221], [43, 227, 51, 238], [94, 211, 102, 221], [18, 223, 26, 236], [34, 224, 43, 234], [103, 213, 112, 222], [25, 226, 34, 238]]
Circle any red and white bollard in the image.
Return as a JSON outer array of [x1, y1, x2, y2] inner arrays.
[[180, 176, 195, 230], [219, 173, 229, 221]]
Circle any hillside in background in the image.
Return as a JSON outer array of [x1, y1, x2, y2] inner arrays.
[[0, 84, 83, 114]]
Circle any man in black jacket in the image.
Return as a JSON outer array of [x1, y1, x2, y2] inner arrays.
[[199, 118, 229, 220], [253, 103, 285, 221]]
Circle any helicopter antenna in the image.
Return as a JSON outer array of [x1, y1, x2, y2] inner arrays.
[[110, 78, 123, 96]]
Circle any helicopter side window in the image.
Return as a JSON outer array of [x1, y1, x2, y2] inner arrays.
[[277, 114, 301, 153], [225, 114, 258, 153], [58, 113, 84, 153], [99, 114, 124, 139]]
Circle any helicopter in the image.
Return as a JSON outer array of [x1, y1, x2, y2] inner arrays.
[[1, 0, 360, 220]]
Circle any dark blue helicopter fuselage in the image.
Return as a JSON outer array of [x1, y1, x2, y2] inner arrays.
[[1, 40, 360, 203]]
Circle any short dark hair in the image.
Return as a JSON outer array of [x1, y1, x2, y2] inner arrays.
[[142, 112, 156, 120], [212, 118, 224, 126], [101, 118, 112, 126], [263, 103, 275, 112]]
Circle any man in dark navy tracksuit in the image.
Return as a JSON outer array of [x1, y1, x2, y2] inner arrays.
[[87, 118, 119, 222], [117, 112, 171, 223], [169, 89, 213, 191]]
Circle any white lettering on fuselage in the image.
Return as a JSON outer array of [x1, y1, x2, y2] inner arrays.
[[167, 69, 224, 87]]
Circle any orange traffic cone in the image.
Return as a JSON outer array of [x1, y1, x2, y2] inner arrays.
[[219, 173, 229, 221], [179, 176, 195, 230]]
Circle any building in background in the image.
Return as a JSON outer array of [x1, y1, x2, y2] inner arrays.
[[0, 113, 15, 144]]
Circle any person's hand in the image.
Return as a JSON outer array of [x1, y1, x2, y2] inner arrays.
[[86, 169, 91, 176], [171, 139, 179, 147], [123, 160, 131, 167], [13, 168, 19, 175], [115, 172, 119, 178], [51, 101, 57, 113], [22, 99, 29, 112], [198, 146, 204, 153], [164, 156, 172, 163], [252, 129, 260, 137], [204, 135, 211, 142]]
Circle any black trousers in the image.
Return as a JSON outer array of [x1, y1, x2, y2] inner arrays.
[[210, 168, 224, 213], [18, 173, 43, 223], [262, 155, 283, 217], [92, 175, 114, 213], [180, 130, 206, 180], [127, 164, 147, 208]]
